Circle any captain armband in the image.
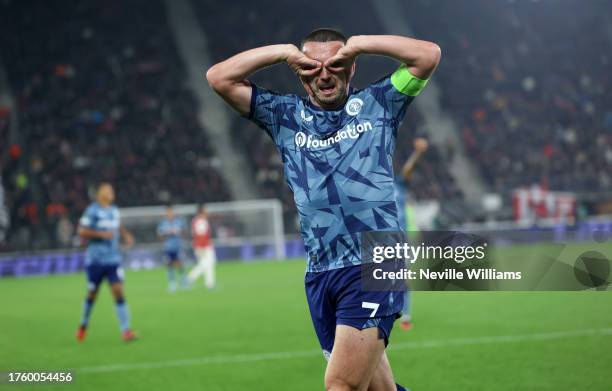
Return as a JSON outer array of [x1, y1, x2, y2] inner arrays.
[[390, 65, 429, 96]]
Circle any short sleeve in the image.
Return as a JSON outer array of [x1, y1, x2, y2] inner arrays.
[[247, 84, 292, 143], [367, 65, 429, 122], [79, 206, 96, 229], [157, 222, 165, 236]]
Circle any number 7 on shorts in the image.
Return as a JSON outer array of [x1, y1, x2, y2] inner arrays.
[[362, 301, 380, 318]]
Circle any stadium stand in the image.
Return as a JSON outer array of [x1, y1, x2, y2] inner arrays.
[[407, 0, 612, 193], [2, 0, 610, 250], [0, 0, 231, 250]]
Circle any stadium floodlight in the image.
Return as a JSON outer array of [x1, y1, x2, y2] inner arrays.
[[119, 199, 286, 261]]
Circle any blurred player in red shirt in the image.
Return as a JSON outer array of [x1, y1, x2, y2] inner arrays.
[[188, 204, 216, 289]]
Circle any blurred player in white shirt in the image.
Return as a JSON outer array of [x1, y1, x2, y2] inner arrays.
[[188, 204, 216, 289]]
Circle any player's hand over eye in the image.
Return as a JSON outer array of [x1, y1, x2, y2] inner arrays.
[[324, 40, 359, 73], [286, 45, 321, 77]]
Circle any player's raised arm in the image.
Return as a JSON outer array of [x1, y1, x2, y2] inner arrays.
[[325, 35, 441, 80], [402, 137, 429, 182], [205, 44, 321, 115]]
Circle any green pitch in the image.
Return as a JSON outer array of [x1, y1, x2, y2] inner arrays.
[[1, 250, 611, 390]]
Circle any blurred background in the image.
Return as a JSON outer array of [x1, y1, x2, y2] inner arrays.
[[1, 0, 611, 266], [1, 1, 612, 390]]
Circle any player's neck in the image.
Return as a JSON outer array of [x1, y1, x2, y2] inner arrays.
[[309, 94, 348, 111]]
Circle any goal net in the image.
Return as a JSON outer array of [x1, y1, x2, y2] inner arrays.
[[119, 199, 285, 262]]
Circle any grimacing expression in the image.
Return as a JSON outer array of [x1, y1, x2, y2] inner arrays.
[[97, 184, 115, 205], [301, 41, 355, 109]]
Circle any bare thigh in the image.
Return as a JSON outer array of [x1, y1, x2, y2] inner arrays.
[[324, 325, 389, 391], [367, 352, 397, 391]]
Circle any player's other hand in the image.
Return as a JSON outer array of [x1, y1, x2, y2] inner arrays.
[[414, 138, 429, 153], [123, 232, 135, 248], [324, 38, 359, 74], [286, 44, 321, 77]]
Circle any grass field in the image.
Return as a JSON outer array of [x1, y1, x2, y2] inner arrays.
[[1, 247, 612, 391]]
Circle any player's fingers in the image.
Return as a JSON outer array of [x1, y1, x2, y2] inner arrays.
[[324, 55, 341, 69], [325, 57, 353, 74], [298, 56, 321, 70], [325, 51, 352, 66], [299, 66, 321, 77]]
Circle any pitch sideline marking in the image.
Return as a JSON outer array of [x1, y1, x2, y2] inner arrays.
[[77, 327, 612, 374]]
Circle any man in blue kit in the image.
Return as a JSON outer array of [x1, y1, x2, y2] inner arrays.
[[76, 182, 136, 342], [157, 205, 188, 292], [395, 137, 429, 332], [207, 29, 440, 390]]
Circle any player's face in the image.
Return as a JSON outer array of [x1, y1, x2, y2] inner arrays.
[[166, 208, 174, 219], [97, 184, 115, 205], [301, 41, 354, 109]]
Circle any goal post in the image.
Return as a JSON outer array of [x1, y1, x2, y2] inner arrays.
[[119, 199, 286, 261]]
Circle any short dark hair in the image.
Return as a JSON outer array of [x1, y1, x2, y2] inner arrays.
[[301, 28, 347, 48]]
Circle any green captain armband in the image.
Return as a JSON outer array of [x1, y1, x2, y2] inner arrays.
[[390, 65, 429, 96]]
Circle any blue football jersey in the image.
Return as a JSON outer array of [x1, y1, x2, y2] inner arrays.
[[79, 202, 122, 266], [157, 218, 185, 252], [249, 65, 428, 272]]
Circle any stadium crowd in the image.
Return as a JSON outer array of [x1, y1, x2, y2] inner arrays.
[[1, 0, 610, 251], [0, 0, 230, 250], [408, 0, 612, 193]]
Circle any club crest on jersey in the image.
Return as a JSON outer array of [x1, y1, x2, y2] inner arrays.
[[345, 98, 363, 116], [300, 109, 313, 122]]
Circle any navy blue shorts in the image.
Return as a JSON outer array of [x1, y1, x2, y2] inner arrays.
[[86, 264, 123, 290], [305, 263, 405, 357], [164, 250, 180, 263]]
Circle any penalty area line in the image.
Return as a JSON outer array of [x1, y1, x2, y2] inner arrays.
[[77, 327, 612, 374]]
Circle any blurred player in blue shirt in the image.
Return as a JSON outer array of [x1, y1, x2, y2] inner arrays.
[[157, 205, 187, 292], [395, 137, 428, 331], [208, 28, 440, 390], [76, 182, 136, 342]]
